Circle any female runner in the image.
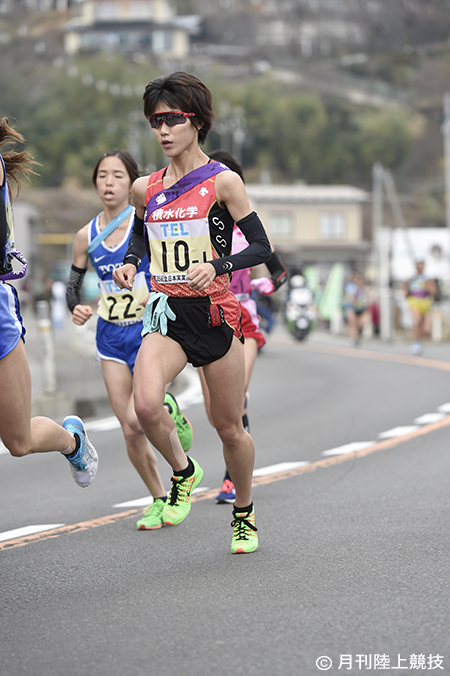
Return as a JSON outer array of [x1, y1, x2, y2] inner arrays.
[[113, 72, 272, 553], [403, 258, 437, 355], [0, 117, 97, 487], [66, 149, 192, 528], [201, 150, 287, 504]]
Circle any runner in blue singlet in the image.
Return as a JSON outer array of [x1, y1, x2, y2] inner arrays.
[[343, 271, 371, 347], [66, 150, 193, 530], [0, 117, 98, 488]]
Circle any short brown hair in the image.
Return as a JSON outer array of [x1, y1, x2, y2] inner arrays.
[[143, 72, 214, 145]]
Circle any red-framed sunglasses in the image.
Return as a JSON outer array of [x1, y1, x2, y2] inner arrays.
[[148, 111, 195, 129]]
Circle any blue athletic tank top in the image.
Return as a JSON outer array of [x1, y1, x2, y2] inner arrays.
[[1, 155, 15, 276], [88, 208, 151, 324]]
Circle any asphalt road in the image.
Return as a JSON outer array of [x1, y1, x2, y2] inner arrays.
[[1, 328, 450, 676]]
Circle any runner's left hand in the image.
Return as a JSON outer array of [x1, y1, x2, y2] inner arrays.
[[250, 277, 275, 295]]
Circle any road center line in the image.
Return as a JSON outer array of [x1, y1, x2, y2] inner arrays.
[[291, 341, 450, 372], [3, 413, 450, 552]]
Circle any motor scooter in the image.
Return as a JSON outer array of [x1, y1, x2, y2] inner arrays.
[[285, 275, 316, 341]]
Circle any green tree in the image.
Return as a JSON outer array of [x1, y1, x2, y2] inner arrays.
[[208, 78, 414, 187]]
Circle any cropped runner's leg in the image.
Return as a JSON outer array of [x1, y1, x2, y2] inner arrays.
[[203, 336, 254, 508], [243, 336, 258, 416], [345, 308, 358, 342], [0, 340, 75, 456], [133, 332, 189, 473], [410, 307, 422, 342], [101, 358, 166, 497]]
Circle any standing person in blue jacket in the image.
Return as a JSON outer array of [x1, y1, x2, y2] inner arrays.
[[0, 116, 98, 487], [66, 149, 192, 529]]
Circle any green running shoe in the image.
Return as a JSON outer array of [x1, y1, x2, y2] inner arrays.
[[231, 505, 258, 554], [164, 392, 193, 452], [163, 457, 204, 526], [136, 498, 166, 530]]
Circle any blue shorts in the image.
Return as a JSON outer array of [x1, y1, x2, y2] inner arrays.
[[0, 282, 26, 359], [96, 317, 142, 372]]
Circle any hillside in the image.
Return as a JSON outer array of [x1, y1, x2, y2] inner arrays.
[[1, 2, 449, 232]]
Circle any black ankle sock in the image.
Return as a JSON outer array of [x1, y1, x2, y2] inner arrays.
[[66, 434, 80, 459], [154, 495, 167, 502], [242, 414, 250, 433], [176, 457, 194, 479], [233, 502, 253, 515], [224, 468, 232, 482]]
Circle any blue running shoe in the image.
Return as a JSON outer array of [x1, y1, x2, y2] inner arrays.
[[62, 415, 98, 488], [216, 478, 236, 504]]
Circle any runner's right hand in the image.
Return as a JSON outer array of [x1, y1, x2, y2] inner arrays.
[[72, 304, 93, 326], [113, 263, 136, 291]]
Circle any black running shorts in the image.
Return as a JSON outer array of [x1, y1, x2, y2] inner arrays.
[[144, 293, 244, 367]]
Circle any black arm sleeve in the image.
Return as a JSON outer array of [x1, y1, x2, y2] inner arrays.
[[265, 250, 287, 290], [66, 264, 87, 313], [0, 188, 7, 253], [210, 211, 271, 277], [122, 214, 146, 269]]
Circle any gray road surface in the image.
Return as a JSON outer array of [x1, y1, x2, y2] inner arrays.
[[1, 326, 450, 676]]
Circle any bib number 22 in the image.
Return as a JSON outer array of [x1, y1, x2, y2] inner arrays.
[[107, 293, 137, 321]]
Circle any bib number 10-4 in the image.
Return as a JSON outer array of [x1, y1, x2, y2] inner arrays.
[[161, 240, 208, 273]]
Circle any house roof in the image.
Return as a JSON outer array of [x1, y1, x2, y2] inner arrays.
[[246, 183, 369, 205], [64, 19, 180, 32]]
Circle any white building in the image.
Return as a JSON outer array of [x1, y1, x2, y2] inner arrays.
[[246, 182, 370, 275], [64, 0, 201, 57]]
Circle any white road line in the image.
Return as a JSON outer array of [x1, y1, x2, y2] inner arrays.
[[252, 461, 309, 477], [113, 497, 154, 509], [113, 486, 210, 509], [378, 426, 418, 439], [414, 412, 447, 425], [437, 402, 450, 413], [0, 524, 64, 543], [85, 417, 120, 433], [322, 441, 375, 457]]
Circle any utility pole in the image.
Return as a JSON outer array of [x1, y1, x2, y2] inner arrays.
[[372, 163, 391, 341], [443, 93, 450, 233], [383, 168, 416, 263], [230, 107, 247, 166]]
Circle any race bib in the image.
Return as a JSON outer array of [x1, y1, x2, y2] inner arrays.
[[146, 217, 212, 284], [98, 270, 148, 323]]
